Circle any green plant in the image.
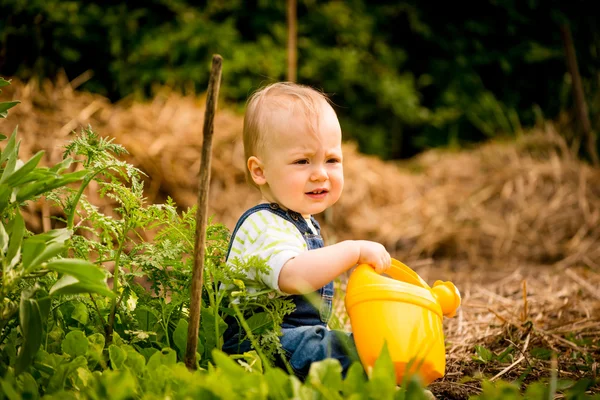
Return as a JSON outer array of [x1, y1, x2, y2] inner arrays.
[[0, 79, 114, 375]]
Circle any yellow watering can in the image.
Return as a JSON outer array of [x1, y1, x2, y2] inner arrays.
[[345, 258, 461, 385]]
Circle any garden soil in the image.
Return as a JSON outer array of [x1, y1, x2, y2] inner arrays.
[[1, 75, 598, 398]]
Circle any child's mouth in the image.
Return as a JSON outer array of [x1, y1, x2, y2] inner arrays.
[[306, 189, 328, 199]]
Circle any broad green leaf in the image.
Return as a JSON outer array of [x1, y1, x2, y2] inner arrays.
[[15, 287, 51, 374], [212, 349, 244, 379], [86, 333, 105, 361], [264, 368, 294, 400], [0, 101, 20, 118], [0, 77, 11, 87], [21, 229, 71, 272], [147, 348, 177, 370], [49, 157, 74, 173], [14, 169, 87, 203], [0, 219, 8, 254], [46, 355, 87, 394], [4, 151, 44, 186], [109, 344, 127, 370], [6, 211, 24, 269], [0, 142, 19, 184], [24, 242, 65, 273], [50, 275, 114, 298], [245, 312, 273, 335], [0, 130, 17, 165], [70, 301, 89, 325], [137, 347, 158, 362], [124, 348, 146, 376], [93, 369, 137, 400], [367, 342, 396, 399], [62, 330, 88, 358], [16, 372, 39, 400], [45, 258, 106, 282], [343, 361, 367, 397], [308, 359, 343, 399], [172, 318, 188, 359], [0, 184, 11, 214], [0, 376, 20, 400]]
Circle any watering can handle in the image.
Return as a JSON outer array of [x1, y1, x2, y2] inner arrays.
[[383, 258, 431, 289]]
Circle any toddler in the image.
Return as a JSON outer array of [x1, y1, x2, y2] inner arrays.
[[222, 82, 391, 379]]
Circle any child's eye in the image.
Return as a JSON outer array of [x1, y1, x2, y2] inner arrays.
[[327, 158, 341, 163], [294, 159, 309, 165]]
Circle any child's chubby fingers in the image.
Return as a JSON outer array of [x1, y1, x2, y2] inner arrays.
[[357, 240, 392, 274], [373, 253, 392, 274]]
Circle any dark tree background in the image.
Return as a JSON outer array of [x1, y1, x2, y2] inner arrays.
[[1, 0, 599, 160]]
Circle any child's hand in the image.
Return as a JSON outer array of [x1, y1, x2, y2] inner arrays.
[[356, 240, 391, 274]]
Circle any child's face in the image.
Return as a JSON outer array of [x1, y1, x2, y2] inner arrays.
[[249, 101, 344, 217]]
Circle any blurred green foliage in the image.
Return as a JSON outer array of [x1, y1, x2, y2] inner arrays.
[[1, 0, 599, 159]]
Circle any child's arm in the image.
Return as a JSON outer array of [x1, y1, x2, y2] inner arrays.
[[278, 240, 390, 294]]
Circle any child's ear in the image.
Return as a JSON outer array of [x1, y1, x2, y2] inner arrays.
[[247, 156, 267, 186]]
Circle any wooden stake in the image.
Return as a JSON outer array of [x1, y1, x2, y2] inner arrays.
[[287, 0, 297, 82], [185, 54, 223, 370]]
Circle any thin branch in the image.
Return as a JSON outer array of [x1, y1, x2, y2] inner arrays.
[[185, 54, 223, 370]]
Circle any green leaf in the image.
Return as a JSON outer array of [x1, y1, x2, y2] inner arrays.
[[1, 141, 19, 185], [86, 333, 105, 365], [0, 101, 19, 118], [0, 130, 17, 165], [343, 361, 367, 397], [530, 347, 553, 360], [212, 349, 244, 379], [308, 358, 343, 398], [109, 344, 127, 370], [0, 77, 11, 88], [45, 258, 106, 282], [473, 345, 494, 363], [0, 376, 20, 400], [62, 330, 89, 358], [245, 312, 273, 335], [147, 348, 177, 370], [6, 212, 25, 269], [14, 169, 87, 203], [50, 275, 115, 298], [21, 229, 72, 272], [368, 342, 396, 398], [3, 151, 44, 186], [264, 368, 294, 400], [172, 319, 188, 359], [16, 372, 39, 400], [0, 219, 9, 254], [15, 287, 51, 374], [0, 183, 12, 213], [70, 302, 89, 325], [46, 355, 87, 394], [124, 348, 146, 376]]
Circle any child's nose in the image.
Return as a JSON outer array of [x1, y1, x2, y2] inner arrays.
[[310, 164, 328, 181]]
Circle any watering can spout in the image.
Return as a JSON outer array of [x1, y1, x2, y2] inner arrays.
[[432, 281, 461, 318]]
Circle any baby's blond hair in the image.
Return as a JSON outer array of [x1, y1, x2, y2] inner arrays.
[[243, 82, 332, 187]]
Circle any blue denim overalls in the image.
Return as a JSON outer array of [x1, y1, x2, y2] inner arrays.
[[222, 203, 358, 379]]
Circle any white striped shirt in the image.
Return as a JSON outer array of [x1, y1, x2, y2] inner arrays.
[[227, 210, 308, 294]]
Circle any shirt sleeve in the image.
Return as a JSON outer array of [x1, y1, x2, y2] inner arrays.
[[227, 210, 307, 293]]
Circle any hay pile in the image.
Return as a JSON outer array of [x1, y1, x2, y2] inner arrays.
[[1, 76, 599, 397], [3, 75, 599, 269]]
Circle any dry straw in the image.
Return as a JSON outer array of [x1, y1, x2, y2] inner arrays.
[[1, 75, 599, 397]]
